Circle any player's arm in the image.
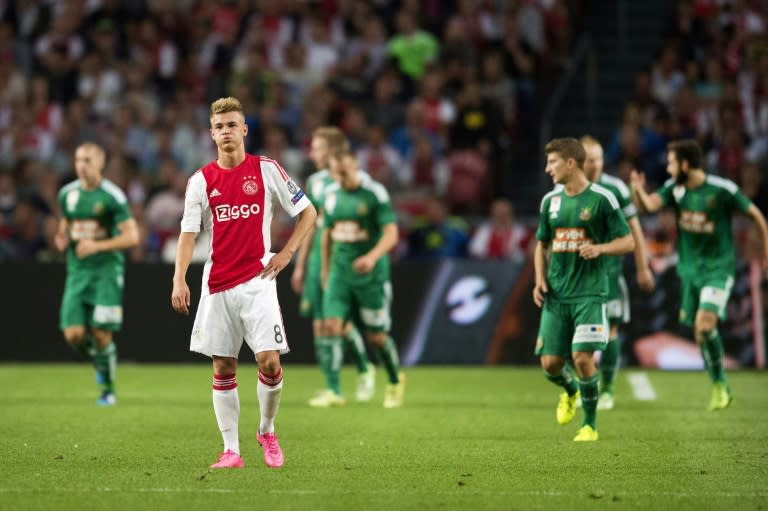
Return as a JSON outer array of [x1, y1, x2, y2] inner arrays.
[[352, 223, 398, 274], [580, 233, 634, 259], [262, 203, 317, 280], [290, 222, 315, 294], [320, 226, 332, 289], [746, 204, 768, 270], [533, 241, 549, 307], [628, 217, 655, 291], [629, 170, 663, 213], [171, 231, 197, 315], [54, 217, 70, 252], [75, 218, 140, 259]]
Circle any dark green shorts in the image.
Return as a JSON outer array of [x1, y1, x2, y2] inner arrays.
[[60, 270, 124, 331], [323, 273, 392, 333], [535, 300, 608, 357], [679, 274, 733, 326]]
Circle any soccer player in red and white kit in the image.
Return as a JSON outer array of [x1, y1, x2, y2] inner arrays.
[[171, 97, 317, 469]]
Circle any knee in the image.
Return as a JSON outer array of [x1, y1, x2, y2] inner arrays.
[[695, 316, 717, 343], [257, 352, 281, 375], [91, 329, 112, 348], [62, 327, 86, 345], [571, 352, 595, 375], [540, 356, 564, 374], [212, 356, 238, 376], [323, 319, 343, 337], [365, 332, 387, 347]]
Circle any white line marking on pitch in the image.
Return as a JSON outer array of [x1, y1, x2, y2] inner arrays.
[[628, 372, 657, 401]]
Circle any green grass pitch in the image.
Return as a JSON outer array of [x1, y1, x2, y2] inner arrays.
[[1, 364, 766, 511]]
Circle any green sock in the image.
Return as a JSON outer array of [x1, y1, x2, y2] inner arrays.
[[701, 330, 726, 383], [600, 337, 620, 394], [544, 367, 578, 396], [316, 336, 343, 394], [578, 373, 599, 428], [344, 325, 369, 374], [377, 337, 401, 384], [93, 342, 117, 393]]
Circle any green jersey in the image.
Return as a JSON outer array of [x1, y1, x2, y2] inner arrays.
[[323, 177, 396, 284], [596, 173, 637, 277], [657, 175, 752, 278], [57, 178, 132, 273], [536, 183, 630, 302]]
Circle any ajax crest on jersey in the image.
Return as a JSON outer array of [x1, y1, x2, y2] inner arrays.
[[243, 179, 258, 195]]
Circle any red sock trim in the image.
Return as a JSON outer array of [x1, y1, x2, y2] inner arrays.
[[213, 373, 237, 391], [258, 368, 283, 386]]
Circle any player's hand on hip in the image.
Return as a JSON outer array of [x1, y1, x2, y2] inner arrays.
[[533, 280, 548, 308], [637, 267, 656, 292], [579, 241, 601, 260], [352, 255, 375, 274], [261, 252, 290, 280], [75, 239, 99, 258], [171, 282, 191, 315]]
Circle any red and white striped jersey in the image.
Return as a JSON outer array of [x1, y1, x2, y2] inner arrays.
[[181, 154, 311, 295]]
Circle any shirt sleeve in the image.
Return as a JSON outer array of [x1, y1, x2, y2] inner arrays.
[[727, 185, 753, 214], [111, 195, 133, 225], [372, 185, 396, 226], [535, 196, 552, 242], [605, 197, 631, 240], [180, 172, 206, 233], [262, 158, 311, 217], [656, 180, 675, 207], [614, 181, 638, 220]]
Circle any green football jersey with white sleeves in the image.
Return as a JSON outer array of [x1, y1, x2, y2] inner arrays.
[[57, 178, 132, 273], [536, 183, 630, 302], [656, 175, 752, 279], [323, 178, 396, 284], [597, 173, 637, 278]]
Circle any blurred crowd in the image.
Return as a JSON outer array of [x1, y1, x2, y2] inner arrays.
[[0, 0, 578, 263], [611, 0, 768, 264], [0, 0, 766, 266]]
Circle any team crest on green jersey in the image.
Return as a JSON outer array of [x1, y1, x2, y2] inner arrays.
[[93, 202, 104, 215], [579, 207, 592, 221], [707, 195, 716, 208], [357, 202, 368, 215]]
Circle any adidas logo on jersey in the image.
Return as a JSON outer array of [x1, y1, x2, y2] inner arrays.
[[209, 188, 221, 198]]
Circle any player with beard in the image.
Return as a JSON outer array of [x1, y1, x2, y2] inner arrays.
[[631, 139, 768, 410]]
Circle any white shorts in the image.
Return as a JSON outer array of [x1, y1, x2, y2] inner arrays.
[[190, 275, 290, 358]]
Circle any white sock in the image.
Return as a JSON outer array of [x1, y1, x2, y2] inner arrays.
[[257, 368, 283, 434], [212, 373, 240, 454]]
